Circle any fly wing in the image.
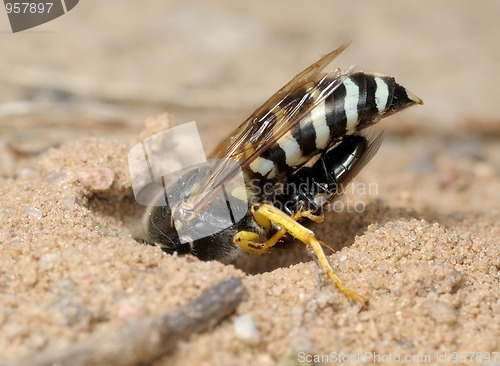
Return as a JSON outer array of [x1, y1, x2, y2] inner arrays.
[[182, 42, 355, 214]]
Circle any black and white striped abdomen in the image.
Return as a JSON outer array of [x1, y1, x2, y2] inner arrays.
[[248, 72, 421, 181]]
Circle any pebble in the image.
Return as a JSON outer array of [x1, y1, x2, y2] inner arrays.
[[62, 195, 75, 210], [77, 165, 115, 192], [26, 207, 43, 220], [44, 168, 70, 186], [233, 314, 260, 346]]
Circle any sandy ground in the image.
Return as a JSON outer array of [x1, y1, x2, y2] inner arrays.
[[1, 1, 499, 365]]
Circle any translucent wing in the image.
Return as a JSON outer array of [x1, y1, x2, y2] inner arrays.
[[181, 42, 355, 214], [328, 129, 385, 202]]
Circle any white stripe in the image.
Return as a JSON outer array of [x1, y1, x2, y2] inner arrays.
[[374, 77, 389, 113], [250, 157, 275, 178], [343, 78, 360, 133], [311, 101, 330, 149], [277, 132, 302, 167]]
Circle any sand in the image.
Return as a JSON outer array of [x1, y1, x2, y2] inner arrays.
[[1, 1, 499, 365]]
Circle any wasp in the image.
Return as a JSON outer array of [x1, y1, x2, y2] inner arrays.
[[138, 42, 422, 304]]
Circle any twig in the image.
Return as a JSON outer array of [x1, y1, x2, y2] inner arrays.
[[5, 277, 245, 366]]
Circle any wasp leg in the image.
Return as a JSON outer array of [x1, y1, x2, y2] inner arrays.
[[233, 207, 323, 255], [233, 228, 286, 255], [292, 207, 325, 224], [251, 203, 367, 304], [233, 207, 325, 254]]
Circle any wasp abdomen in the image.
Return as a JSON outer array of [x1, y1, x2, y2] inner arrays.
[[249, 73, 421, 182]]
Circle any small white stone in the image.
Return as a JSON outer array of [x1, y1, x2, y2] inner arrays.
[[44, 168, 70, 186], [26, 207, 43, 220], [39, 253, 60, 271], [62, 196, 75, 210], [233, 314, 260, 346]]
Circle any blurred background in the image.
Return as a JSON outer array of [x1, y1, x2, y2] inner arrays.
[[1, 0, 499, 213]]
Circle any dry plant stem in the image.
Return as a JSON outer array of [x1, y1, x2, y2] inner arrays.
[[6, 277, 245, 366]]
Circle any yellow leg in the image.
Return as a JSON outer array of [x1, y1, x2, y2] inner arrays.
[[292, 207, 325, 224], [251, 204, 367, 304], [233, 204, 297, 254], [233, 228, 287, 255]]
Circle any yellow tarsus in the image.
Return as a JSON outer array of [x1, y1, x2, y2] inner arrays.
[[292, 207, 325, 224]]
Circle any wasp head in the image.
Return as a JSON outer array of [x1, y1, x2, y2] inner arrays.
[[135, 165, 245, 262]]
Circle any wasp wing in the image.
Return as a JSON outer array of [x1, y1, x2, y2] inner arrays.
[[328, 130, 385, 202], [183, 42, 355, 213]]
